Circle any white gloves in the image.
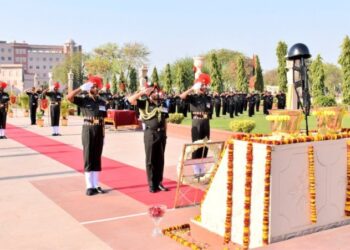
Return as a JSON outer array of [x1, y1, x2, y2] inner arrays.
[[80, 82, 93, 91], [192, 82, 202, 91]]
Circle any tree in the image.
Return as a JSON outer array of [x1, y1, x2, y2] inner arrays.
[[52, 52, 84, 90], [236, 56, 248, 92], [119, 42, 150, 75], [276, 41, 288, 92], [128, 67, 138, 93], [338, 35, 350, 104], [254, 55, 264, 92], [111, 73, 118, 94], [172, 58, 195, 92], [263, 69, 278, 86], [324, 63, 342, 95], [163, 64, 173, 93], [309, 54, 325, 99], [151, 67, 159, 84], [209, 53, 223, 93]]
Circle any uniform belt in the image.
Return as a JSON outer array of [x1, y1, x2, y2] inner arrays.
[[145, 126, 164, 132], [83, 118, 104, 125], [192, 114, 208, 119], [192, 112, 208, 115], [50, 102, 60, 105]]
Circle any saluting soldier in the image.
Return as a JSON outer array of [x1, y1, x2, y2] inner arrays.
[[0, 81, 10, 139], [43, 82, 62, 136], [128, 82, 169, 193], [25, 87, 39, 125], [180, 73, 211, 177], [99, 83, 114, 110], [67, 75, 107, 196]]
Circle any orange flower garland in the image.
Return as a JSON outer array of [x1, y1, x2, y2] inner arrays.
[[224, 142, 234, 244], [162, 224, 202, 250], [345, 141, 350, 216], [262, 145, 272, 245], [243, 142, 253, 250], [307, 146, 317, 223]]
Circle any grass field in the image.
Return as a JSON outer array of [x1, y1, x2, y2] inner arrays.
[[181, 110, 350, 134]]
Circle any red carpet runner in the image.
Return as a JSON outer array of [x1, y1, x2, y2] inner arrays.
[[6, 124, 204, 208]]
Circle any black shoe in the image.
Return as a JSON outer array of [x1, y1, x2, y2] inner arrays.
[[158, 184, 169, 192], [0, 136, 3, 139], [149, 187, 160, 193], [56, 133, 61, 136], [86, 188, 98, 196], [2, 136, 7, 139], [96, 187, 107, 194], [52, 133, 56, 136]]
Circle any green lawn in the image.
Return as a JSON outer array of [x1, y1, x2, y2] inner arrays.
[[181, 111, 350, 134]]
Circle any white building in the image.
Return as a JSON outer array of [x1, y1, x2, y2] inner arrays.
[[0, 39, 81, 93]]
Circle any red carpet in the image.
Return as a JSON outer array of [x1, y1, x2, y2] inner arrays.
[[6, 124, 204, 208]]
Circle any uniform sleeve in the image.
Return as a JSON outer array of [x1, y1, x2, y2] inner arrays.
[[72, 96, 84, 107], [136, 99, 146, 110]]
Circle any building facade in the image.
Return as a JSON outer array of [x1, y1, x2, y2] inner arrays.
[[0, 39, 81, 93]]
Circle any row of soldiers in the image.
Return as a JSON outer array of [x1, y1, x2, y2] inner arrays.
[[100, 89, 287, 119]]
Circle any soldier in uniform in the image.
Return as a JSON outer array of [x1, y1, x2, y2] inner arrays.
[[99, 83, 114, 110], [247, 92, 256, 117], [25, 87, 40, 125], [0, 81, 9, 139], [254, 91, 261, 112], [43, 82, 62, 136], [276, 91, 286, 109], [128, 82, 169, 193], [180, 73, 211, 177], [213, 92, 221, 117], [67, 75, 107, 196]]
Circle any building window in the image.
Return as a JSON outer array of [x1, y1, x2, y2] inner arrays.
[[8, 49, 12, 52], [29, 66, 33, 69], [49, 58, 53, 61], [43, 73, 46, 77], [43, 57, 46, 61], [56, 58, 59, 61], [29, 57, 33, 61], [36, 66, 40, 69], [0, 48, 4, 52], [43, 65, 46, 69], [49, 66, 53, 69], [0, 56, 4, 60], [8, 57, 12, 61]]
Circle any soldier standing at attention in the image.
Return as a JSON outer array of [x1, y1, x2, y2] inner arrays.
[[128, 82, 169, 193], [25, 86, 39, 125], [180, 73, 211, 177], [43, 82, 62, 136], [0, 81, 9, 139], [67, 75, 107, 196]]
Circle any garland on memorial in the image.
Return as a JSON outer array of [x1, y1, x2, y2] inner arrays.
[[224, 142, 234, 244], [162, 224, 202, 250], [243, 142, 253, 250], [345, 141, 350, 216], [262, 145, 272, 245], [230, 129, 350, 145], [307, 146, 317, 223]]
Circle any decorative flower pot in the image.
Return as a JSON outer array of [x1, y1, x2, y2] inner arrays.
[[312, 106, 345, 135], [266, 109, 303, 136], [37, 119, 44, 127], [61, 118, 68, 126]]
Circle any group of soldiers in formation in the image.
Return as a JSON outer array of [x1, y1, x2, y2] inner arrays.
[[1, 75, 288, 196]]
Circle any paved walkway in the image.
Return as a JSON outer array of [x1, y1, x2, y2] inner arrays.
[[2, 110, 350, 250]]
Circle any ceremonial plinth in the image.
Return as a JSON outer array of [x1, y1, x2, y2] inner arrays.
[[192, 135, 350, 249]]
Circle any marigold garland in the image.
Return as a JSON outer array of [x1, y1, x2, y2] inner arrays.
[[262, 145, 272, 245], [243, 142, 253, 250], [224, 142, 234, 244], [162, 224, 202, 250], [345, 141, 350, 216], [307, 146, 317, 223]]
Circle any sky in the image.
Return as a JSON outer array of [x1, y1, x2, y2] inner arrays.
[[1, 0, 349, 72]]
